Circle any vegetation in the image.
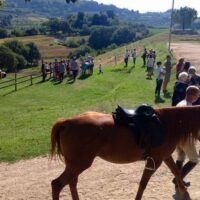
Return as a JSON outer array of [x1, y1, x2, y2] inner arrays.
[[174, 7, 198, 30], [1, 0, 171, 28], [0, 40, 41, 71], [0, 35, 71, 62], [0, 32, 176, 162]]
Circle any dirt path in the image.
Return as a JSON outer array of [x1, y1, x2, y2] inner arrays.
[[171, 42, 200, 71], [0, 152, 200, 200]]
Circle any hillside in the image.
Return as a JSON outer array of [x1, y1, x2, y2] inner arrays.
[[0, 32, 174, 162], [1, 0, 171, 27]]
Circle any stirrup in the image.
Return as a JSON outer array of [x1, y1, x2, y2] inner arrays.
[[145, 156, 156, 171]]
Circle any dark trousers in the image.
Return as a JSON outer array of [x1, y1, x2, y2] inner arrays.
[[142, 57, 146, 66], [155, 79, 163, 96]]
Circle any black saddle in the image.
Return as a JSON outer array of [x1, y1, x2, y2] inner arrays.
[[112, 105, 166, 154]]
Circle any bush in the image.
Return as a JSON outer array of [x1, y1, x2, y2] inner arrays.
[[72, 45, 94, 58], [16, 54, 27, 69], [65, 39, 80, 48], [0, 45, 18, 72], [0, 28, 8, 38]]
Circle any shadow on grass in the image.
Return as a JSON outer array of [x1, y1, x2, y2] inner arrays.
[[154, 95, 165, 104], [111, 66, 135, 73], [78, 74, 91, 80], [2, 85, 30, 96]]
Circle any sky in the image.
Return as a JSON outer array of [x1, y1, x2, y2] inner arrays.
[[94, 0, 200, 15]]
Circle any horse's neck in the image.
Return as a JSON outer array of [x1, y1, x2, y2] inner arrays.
[[159, 106, 200, 144]]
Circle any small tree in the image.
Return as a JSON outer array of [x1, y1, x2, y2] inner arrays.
[[0, 28, 8, 38], [0, 45, 18, 72], [26, 42, 41, 65], [174, 7, 198, 30]]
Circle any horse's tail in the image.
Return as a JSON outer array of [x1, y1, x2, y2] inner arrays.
[[51, 119, 67, 160]]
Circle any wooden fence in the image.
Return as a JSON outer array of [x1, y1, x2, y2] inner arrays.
[[0, 73, 42, 92]]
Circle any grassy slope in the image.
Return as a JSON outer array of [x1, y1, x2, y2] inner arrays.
[[0, 32, 175, 162], [0, 35, 71, 61]]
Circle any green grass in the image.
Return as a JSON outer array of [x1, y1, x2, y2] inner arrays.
[[0, 32, 176, 163]]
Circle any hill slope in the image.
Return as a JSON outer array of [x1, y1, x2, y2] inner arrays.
[[1, 0, 171, 27]]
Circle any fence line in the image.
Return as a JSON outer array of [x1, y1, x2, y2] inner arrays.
[[0, 72, 42, 92]]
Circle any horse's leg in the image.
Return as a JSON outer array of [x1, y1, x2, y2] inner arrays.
[[135, 159, 162, 200], [164, 156, 191, 200], [69, 176, 79, 200], [52, 155, 95, 200], [52, 167, 79, 200]]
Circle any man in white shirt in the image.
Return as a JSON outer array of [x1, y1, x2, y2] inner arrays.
[[173, 85, 200, 187]]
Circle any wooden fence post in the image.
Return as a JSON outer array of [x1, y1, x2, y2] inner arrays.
[[115, 55, 117, 66], [14, 70, 17, 91], [30, 74, 33, 85]]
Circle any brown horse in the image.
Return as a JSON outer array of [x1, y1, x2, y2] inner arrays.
[[51, 106, 200, 200]]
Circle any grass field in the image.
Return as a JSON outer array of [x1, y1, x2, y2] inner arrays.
[[0, 32, 176, 162]]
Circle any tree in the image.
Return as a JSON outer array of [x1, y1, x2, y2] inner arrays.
[[0, 28, 8, 38], [26, 42, 41, 65], [4, 40, 27, 58], [88, 27, 114, 49], [74, 12, 85, 29], [0, 45, 18, 72], [111, 27, 135, 45], [174, 7, 198, 30]]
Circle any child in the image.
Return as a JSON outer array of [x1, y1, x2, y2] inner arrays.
[[155, 61, 165, 97], [98, 63, 103, 74]]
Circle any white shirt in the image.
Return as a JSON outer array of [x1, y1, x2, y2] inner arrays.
[[132, 51, 137, 58], [155, 67, 165, 80], [176, 100, 192, 107]]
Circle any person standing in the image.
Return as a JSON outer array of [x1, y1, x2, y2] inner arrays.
[[155, 61, 165, 97], [41, 60, 47, 82], [171, 72, 189, 106], [70, 57, 79, 82], [146, 54, 154, 79], [173, 86, 200, 187], [141, 48, 147, 66], [163, 55, 172, 94], [176, 58, 184, 79], [132, 48, 137, 67], [124, 49, 129, 68]]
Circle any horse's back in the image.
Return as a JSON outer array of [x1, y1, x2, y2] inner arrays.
[[54, 112, 142, 164]]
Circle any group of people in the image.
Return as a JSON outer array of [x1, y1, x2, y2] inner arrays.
[[124, 48, 137, 67], [154, 55, 172, 97], [41, 55, 103, 83], [41, 57, 81, 83]]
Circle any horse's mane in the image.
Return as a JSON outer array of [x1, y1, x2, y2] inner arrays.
[[156, 106, 200, 144]]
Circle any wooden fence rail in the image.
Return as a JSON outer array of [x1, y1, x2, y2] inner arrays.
[[0, 73, 42, 92]]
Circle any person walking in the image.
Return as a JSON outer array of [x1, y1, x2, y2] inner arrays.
[[173, 85, 200, 187]]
